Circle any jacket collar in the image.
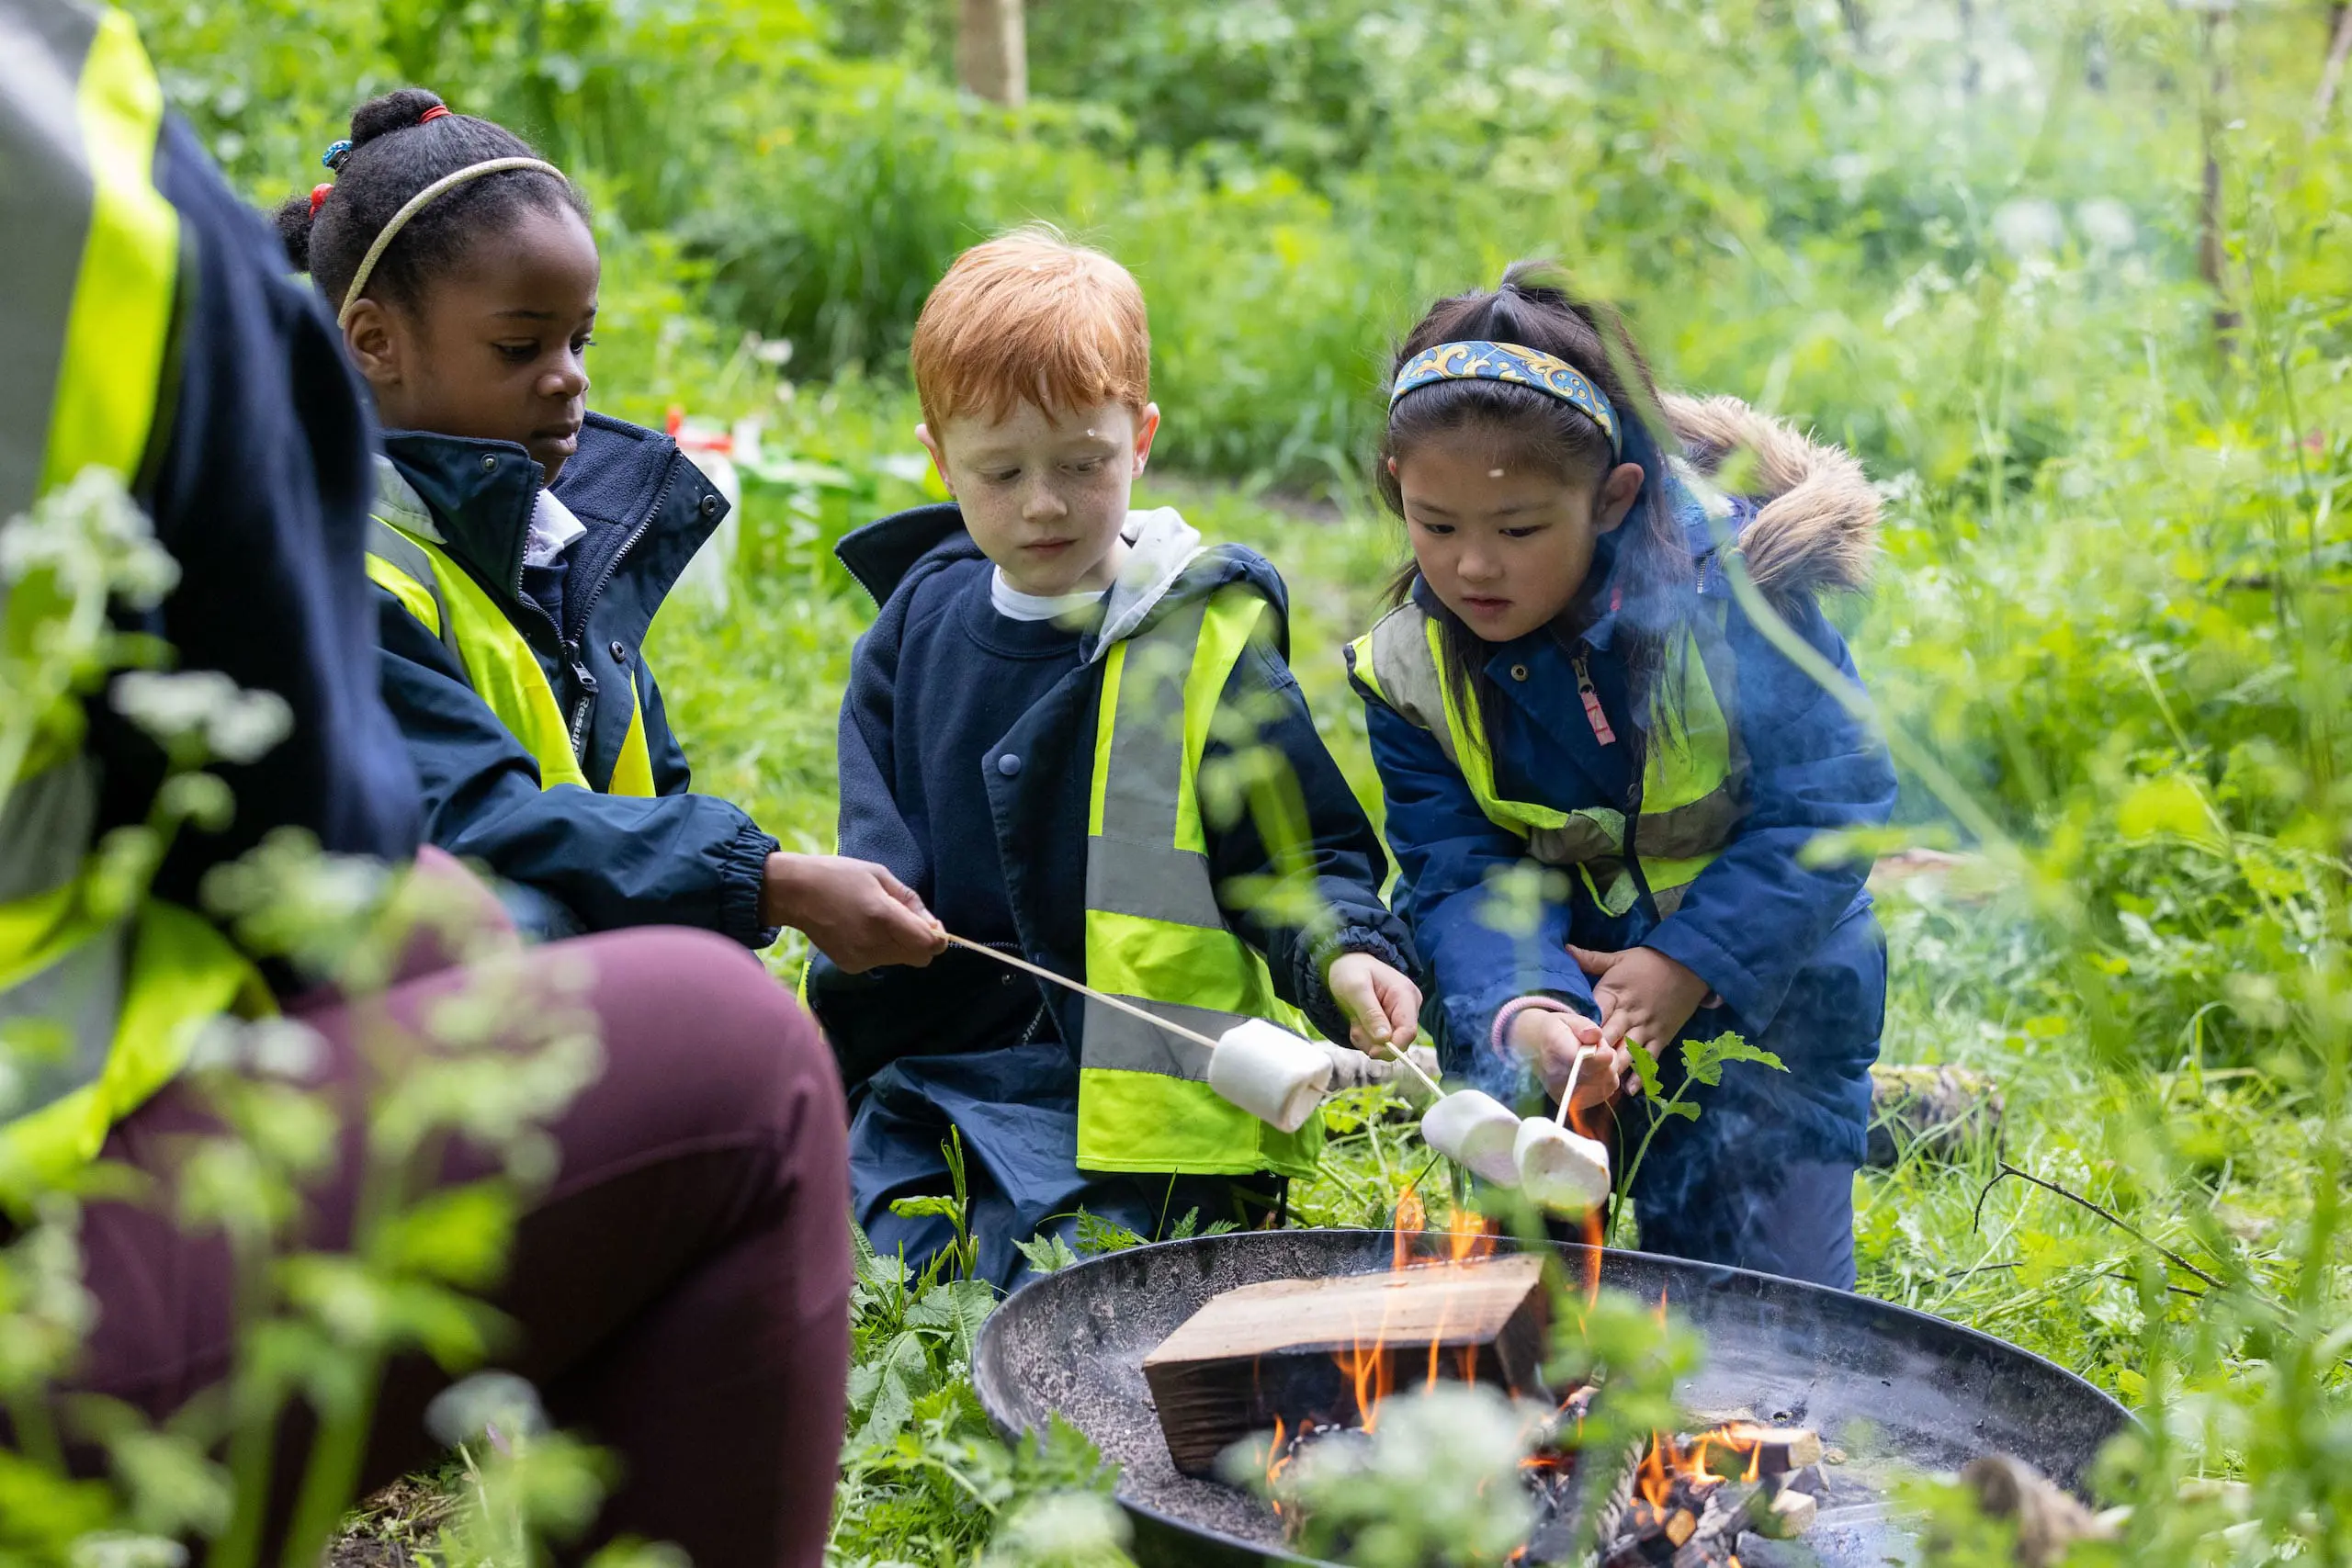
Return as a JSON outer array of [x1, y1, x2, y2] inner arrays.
[[379, 429, 540, 598], [379, 412, 726, 639], [837, 502, 1288, 660]]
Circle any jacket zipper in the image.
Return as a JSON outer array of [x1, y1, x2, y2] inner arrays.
[[521, 457, 680, 768]]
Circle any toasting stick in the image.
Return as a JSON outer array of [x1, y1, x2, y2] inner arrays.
[[1515, 1047, 1612, 1213], [941, 933, 1443, 1132]]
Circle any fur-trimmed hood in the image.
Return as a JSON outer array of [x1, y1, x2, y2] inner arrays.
[[1661, 392, 1879, 604]]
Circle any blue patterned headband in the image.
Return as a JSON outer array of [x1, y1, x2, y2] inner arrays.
[[1389, 340, 1622, 457]]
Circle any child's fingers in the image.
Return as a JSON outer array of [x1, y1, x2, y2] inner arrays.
[[1375, 969, 1421, 1052], [1327, 956, 1388, 1048], [1566, 943, 1622, 978]]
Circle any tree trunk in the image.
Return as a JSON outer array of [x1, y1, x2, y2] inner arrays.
[[957, 0, 1027, 107], [2199, 6, 2241, 353], [2312, 3, 2352, 137]]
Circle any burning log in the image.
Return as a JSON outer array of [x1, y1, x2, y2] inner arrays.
[[1142, 1255, 1549, 1477], [1706, 1423, 1824, 1477]]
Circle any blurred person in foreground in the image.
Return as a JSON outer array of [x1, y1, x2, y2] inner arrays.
[[808, 228, 1423, 1287], [280, 85, 946, 972], [0, 6, 851, 1563]]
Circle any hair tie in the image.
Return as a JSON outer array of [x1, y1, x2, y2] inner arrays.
[[321, 139, 351, 171], [336, 156, 570, 328], [1389, 340, 1622, 457], [417, 105, 450, 124], [309, 183, 333, 218]]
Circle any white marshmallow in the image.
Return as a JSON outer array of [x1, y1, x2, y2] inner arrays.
[[1419, 1089, 1523, 1187], [1513, 1117, 1612, 1213], [1209, 1019, 1336, 1133]]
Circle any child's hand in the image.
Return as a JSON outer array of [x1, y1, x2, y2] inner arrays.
[[1326, 953, 1422, 1055], [763, 852, 947, 973], [1508, 1007, 1626, 1114], [1566, 944, 1713, 1055]]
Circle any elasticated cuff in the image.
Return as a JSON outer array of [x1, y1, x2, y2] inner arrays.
[[716, 817, 785, 950]]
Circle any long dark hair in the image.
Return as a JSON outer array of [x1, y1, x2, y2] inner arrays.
[[1377, 262, 1690, 755], [275, 87, 588, 313]]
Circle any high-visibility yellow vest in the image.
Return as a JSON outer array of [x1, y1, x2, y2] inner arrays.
[[364, 513, 657, 797], [1074, 583, 1322, 1179], [1350, 602, 1747, 918], [0, 5, 267, 1200]]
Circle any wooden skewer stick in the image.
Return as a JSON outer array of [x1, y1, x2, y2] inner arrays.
[[944, 932, 1223, 1051], [1555, 1046, 1590, 1125], [943, 931, 1449, 1100]]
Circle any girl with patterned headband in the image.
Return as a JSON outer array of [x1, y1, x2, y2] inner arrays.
[[1346, 262, 1895, 1287]]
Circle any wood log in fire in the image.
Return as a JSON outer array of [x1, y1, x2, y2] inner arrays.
[[1142, 1255, 1549, 1477]]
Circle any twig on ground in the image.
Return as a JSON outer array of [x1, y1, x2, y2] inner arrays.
[[1972, 1161, 2228, 1290]]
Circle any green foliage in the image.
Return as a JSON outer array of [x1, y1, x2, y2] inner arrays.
[[835, 1228, 1124, 1564], [43, 0, 2352, 1560]]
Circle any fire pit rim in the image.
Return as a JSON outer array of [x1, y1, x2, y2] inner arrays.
[[972, 1228, 2136, 1568]]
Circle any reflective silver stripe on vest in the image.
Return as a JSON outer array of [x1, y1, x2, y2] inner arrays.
[[0, 0, 103, 524], [1080, 997, 1229, 1083], [368, 518, 466, 670], [1082, 595, 1252, 1077], [0, 754, 127, 1109], [1083, 836, 1225, 929], [0, 751, 94, 902]]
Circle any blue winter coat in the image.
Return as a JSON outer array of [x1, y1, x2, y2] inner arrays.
[[372, 415, 780, 945], [1352, 398, 1898, 1164]]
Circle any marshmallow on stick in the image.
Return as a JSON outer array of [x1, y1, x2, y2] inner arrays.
[[1513, 1117, 1611, 1213], [1419, 1089, 1524, 1187], [1514, 1044, 1611, 1213], [1207, 1019, 1335, 1133], [940, 934, 1342, 1134]]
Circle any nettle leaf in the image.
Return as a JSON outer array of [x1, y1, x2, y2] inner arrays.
[[905, 1279, 997, 1358], [1013, 1231, 1082, 1276], [1626, 1040, 1666, 1101], [1680, 1032, 1785, 1089]]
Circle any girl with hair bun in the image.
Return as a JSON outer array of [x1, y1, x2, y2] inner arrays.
[[1348, 265, 1896, 1286], [283, 89, 945, 970], [272, 89, 946, 1566]]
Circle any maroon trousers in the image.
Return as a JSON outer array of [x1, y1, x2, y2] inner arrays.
[[56, 924, 849, 1568]]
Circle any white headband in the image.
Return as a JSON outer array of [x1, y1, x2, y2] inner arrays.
[[336, 156, 570, 327]]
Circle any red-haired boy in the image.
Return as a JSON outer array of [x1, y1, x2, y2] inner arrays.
[[809, 229, 1421, 1284]]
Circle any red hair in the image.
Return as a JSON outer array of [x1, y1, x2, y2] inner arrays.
[[910, 226, 1149, 434]]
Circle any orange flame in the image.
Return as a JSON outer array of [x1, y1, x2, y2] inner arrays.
[[1394, 1184, 1426, 1270]]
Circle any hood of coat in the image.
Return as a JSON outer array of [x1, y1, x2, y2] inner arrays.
[[378, 412, 727, 628], [1660, 392, 1880, 606], [837, 502, 1290, 660]]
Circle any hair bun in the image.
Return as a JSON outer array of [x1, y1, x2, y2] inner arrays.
[[349, 87, 447, 148], [272, 190, 318, 271]]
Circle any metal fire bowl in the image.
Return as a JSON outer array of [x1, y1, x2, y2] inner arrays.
[[973, 1229, 2132, 1568]]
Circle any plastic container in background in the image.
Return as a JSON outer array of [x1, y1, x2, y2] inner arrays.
[[666, 403, 760, 615]]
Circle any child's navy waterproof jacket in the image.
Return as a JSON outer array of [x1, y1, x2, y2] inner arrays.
[[372, 415, 780, 945], [1353, 396, 1898, 1165], [810, 504, 1415, 1274]]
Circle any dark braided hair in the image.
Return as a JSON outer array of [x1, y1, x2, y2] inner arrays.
[[1379, 261, 1690, 752], [275, 88, 589, 315]]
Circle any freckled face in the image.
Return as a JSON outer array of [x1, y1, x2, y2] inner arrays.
[[920, 399, 1160, 596], [1394, 441, 1643, 644]]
